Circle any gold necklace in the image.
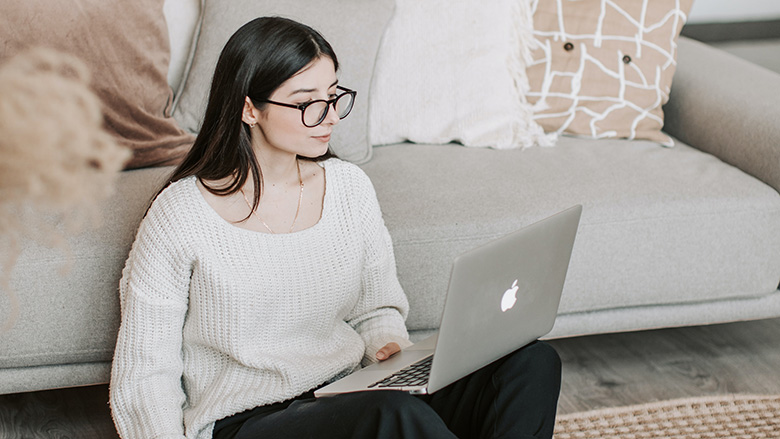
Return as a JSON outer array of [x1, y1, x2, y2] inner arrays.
[[240, 159, 304, 234]]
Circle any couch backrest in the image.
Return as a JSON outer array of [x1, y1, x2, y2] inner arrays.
[[167, 0, 394, 164]]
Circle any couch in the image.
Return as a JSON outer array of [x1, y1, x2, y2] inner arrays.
[[2, 0, 780, 396]]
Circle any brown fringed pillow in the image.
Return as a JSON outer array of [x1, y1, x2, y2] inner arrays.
[[526, 0, 694, 146], [0, 0, 194, 169]]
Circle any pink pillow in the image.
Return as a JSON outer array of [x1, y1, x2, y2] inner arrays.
[[0, 0, 194, 169]]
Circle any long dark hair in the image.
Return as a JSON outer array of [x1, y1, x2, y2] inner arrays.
[[160, 17, 338, 216]]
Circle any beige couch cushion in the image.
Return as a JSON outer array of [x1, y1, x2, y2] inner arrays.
[[4, 138, 780, 376], [361, 139, 780, 332], [172, 0, 394, 164], [0, 167, 172, 371]]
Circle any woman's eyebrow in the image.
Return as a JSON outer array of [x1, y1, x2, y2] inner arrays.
[[287, 80, 339, 97]]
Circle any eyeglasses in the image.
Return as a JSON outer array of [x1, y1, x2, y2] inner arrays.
[[262, 86, 356, 128]]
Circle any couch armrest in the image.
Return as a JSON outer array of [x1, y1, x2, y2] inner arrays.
[[664, 36, 780, 194]]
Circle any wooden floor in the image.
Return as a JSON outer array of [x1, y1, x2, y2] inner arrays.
[[1, 317, 779, 437], [0, 384, 118, 439], [550, 317, 780, 415]]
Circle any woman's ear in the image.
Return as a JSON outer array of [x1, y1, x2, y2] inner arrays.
[[242, 97, 259, 127]]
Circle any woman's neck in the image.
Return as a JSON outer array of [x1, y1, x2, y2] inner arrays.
[[251, 149, 300, 193]]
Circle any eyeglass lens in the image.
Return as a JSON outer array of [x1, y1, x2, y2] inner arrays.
[[303, 92, 355, 127]]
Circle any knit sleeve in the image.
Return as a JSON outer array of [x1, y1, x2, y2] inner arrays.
[[109, 188, 193, 439], [344, 169, 413, 366]]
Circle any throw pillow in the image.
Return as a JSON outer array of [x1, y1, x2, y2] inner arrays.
[[164, 0, 203, 94], [526, 0, 694, 146], [0, 0, 195, 169], [172, 0, 394, 164], [368, 0, 555, 150]]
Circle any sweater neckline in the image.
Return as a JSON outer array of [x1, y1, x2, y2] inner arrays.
[[189, 160, 332, 238]]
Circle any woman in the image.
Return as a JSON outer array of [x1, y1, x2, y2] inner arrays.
[[110, 17, 561, 439]]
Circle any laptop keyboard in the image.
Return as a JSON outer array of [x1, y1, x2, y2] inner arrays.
[[368, 355, 433, 388]]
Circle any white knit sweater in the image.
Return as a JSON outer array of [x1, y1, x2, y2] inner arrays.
[[109, 159, 412, 439]]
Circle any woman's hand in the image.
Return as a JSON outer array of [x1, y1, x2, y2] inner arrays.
[[375, 342, 401, 361]]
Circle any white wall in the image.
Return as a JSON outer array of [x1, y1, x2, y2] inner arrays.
[[688, 0, 780, 23]]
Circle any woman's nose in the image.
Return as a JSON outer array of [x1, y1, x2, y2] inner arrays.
[[323, 101, 341, 126]]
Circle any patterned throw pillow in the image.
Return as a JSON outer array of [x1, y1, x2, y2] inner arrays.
[[526, 0, 694, 146]]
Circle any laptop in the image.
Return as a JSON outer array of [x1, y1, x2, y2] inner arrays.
[[315, 204, 582, 397]]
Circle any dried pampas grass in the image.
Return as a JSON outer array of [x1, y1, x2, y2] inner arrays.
[[0, 48, 130, 332]]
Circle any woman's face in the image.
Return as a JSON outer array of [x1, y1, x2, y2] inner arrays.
[[251, 56, 340, 159]]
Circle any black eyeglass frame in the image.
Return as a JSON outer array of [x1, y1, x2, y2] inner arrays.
[[261, 85, 357, 128]]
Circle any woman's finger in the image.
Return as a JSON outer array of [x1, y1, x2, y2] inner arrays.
[[376, 342, 401, 361]]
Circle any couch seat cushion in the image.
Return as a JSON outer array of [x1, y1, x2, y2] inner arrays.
[[0, 167, 173, 370], [360, 138, 780, 332]]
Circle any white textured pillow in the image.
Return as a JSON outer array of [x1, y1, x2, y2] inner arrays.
[[369, 0, 555, 149], [163, 0, 202, 93]]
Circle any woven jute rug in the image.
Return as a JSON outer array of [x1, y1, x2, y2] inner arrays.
[[554, 394, 780, 439]]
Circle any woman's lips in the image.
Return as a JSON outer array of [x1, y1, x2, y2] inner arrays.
[[313, 133, 331, 143]]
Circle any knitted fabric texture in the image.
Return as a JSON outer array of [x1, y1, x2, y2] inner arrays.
[[110, 159, 412, 439]]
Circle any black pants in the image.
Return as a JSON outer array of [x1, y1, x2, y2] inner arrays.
[[213, 341, 561, 439]]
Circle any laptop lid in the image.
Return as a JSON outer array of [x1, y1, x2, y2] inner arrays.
[[314, 205, 582, 397], [426, 204, 581, 393]]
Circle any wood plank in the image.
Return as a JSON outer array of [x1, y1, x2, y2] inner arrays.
[[549, 317, 780, 415], [0, 385, 118, 439]]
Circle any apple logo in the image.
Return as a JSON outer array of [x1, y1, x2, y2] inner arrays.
[[501, 279, 520, 312]]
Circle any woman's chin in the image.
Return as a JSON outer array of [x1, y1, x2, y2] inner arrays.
[[301, 142, 331, 159]]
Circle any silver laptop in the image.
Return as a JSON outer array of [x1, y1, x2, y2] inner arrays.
[[315, 204, 582, 397]]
